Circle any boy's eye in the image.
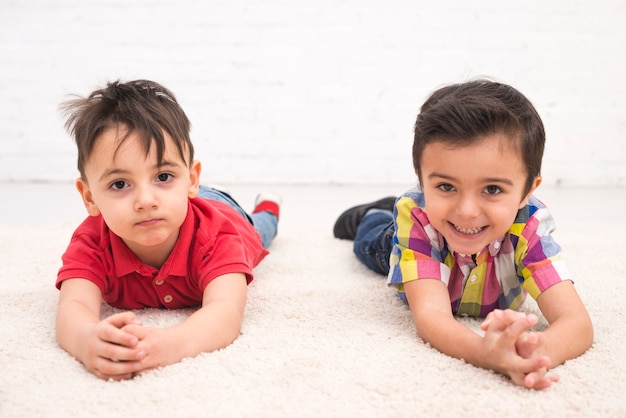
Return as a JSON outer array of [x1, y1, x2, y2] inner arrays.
[[157, 173, 173, 182], [437, 183, 455, 192], [110, 180, 127, 190], [484, 185, 502, 195]]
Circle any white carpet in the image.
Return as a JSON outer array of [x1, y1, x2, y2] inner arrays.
[[1, 182, 625, 417]]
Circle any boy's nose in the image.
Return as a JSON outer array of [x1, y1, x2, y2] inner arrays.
[[456, 194, 481, 218], [134, 186, 158, 211]]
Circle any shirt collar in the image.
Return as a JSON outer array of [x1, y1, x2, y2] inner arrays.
[[488, 237, 505, 257], [451, 236, 506, 262], [110, 232, 145, 277]]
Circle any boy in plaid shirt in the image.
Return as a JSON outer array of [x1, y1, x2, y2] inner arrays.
[[334, 79, 593, 390]]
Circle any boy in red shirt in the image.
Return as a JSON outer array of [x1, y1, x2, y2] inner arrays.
[[56, 80, 280, 381]]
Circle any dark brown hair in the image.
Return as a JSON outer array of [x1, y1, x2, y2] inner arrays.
[[60, 79, 193, 179], [413, 79, 545, 194]]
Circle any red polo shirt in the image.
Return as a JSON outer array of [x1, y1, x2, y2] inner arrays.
[[57, 198, 268, 309]]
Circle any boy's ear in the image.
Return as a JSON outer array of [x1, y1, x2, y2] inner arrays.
[[519, 176, 542, 208], [75, 178, 101, 217], [188, 160, 202, 198]]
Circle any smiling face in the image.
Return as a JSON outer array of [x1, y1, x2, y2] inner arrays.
[[76, 126, 200, 267], [419, 133, 541, 256]]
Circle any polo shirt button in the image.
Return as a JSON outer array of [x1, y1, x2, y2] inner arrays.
[[494, 241, 501, 250], [164, 295, 173, 303], [470, 275, 477, 283], [155, 279, 164, 285]]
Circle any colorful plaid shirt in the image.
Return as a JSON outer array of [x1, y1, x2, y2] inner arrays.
[[387, 188, 570, 317]]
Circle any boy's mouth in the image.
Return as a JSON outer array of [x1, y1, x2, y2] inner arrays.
[[453, 224, 484, 235], [136, 218, 162, 227]]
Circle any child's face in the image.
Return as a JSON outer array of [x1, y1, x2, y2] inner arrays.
[[76, 127, 200, 266], [420, 133, 541, 256]]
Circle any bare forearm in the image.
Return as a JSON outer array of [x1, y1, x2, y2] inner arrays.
[[168, 273, 248, 360], [56, 299, 99, 360], [169, 301, 244, 360], [541, 312, 593, 368], [536, 281, 594, 368], [414, 310, 489, 369], [405, 280, 490, 369]]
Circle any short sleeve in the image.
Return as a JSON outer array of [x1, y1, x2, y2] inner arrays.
[[56, 217, 112, 294], [513, 201, 571, 299], [387, 192, 451, 294]]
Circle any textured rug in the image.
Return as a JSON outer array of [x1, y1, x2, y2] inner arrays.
[[1, 182, 624, 417]]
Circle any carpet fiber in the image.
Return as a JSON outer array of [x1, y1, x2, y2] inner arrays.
[[1, 183, 624, 417]]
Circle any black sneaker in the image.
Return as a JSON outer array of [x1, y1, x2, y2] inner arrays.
[[333, 196, 397, 240]]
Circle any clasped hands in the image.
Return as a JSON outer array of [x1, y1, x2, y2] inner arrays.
[[82, 311, 166, 381], [479, 309, 559, 390]]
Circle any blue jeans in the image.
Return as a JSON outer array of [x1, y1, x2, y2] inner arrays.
[[197, 185, 278, 249], [353, 211, 395, 275]]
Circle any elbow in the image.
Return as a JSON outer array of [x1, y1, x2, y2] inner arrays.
[[217, 306, 245, 350], [411, 307, 436, 344], [563, 312, 594, 364], [574, 308, 594, 353]]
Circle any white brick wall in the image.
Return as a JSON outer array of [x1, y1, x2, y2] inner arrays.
[[1, 0, 625, 186]]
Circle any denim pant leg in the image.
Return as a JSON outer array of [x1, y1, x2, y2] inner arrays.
[[197, 185, 278, 249], [249, 211, 278, 249], [353, 211, 395, 275]]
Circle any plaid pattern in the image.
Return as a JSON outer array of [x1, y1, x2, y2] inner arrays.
[[387, 188, 570, 317]]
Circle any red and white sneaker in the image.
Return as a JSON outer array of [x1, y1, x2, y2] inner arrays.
[[253, 192, 282, 220]]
